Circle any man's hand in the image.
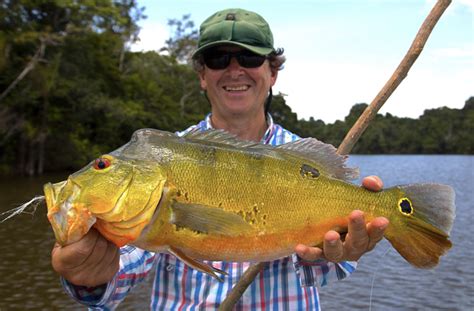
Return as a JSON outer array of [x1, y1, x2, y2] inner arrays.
[[295, 175, 389, 262], [51, 228, 120, 287]]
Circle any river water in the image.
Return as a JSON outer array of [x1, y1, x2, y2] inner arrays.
[[0, 155, 472, 310]]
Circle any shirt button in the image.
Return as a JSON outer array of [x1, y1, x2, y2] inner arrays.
[[166, 264, 174, 272]]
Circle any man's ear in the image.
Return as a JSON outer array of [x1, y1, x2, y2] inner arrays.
[[270, 68, 278, 86], [199, 70, 207, 90]]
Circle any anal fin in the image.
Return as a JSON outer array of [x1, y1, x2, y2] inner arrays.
[[168, 246, 227, 282]]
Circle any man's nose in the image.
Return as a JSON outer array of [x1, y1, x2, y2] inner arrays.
[[227, 57, 243, 77]]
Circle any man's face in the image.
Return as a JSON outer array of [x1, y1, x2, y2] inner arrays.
[[198, 46, 278, 119]]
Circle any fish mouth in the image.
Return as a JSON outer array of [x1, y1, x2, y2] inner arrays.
[[44, 180, 96, 245]]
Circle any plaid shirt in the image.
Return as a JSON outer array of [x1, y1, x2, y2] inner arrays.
[[63, 114, 357, 310]]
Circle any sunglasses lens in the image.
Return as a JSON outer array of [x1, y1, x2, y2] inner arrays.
[[238, 52, 266, 68], [203, 50, 266, 69], [203, 52, 230, 70]]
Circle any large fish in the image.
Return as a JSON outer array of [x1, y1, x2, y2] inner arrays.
[[44, 129, 455, 280]]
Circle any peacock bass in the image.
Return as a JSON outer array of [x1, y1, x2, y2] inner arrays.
[[43, 129, 456, 280]]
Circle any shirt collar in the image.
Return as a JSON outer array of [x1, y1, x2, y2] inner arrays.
[[204, 113, 276, 144]]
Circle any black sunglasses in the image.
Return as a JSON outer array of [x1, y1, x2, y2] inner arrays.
[[202, 50, 267, 70]]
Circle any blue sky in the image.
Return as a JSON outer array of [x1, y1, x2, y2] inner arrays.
[[132, 0, 473, 122]]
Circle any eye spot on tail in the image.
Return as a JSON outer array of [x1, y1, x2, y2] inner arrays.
[[398, 198, 414, 216], [300, 164, 320, 179]]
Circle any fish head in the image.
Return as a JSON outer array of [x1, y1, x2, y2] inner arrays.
[[44, 154, 167, 247]]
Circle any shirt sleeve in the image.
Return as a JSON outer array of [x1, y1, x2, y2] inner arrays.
[[61, 246, 156, 310], [292, 254, 357, 287]]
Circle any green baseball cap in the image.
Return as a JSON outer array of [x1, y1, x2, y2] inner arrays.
[[192, 8, 275, 58]]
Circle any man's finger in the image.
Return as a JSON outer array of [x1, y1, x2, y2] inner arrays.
[[89, 241, 120, 286], [366, 217, 389, 251], [343, 211, 370, 261], [323, 231, 344, 262], [52, 229, 99, 269], [295, 244, 324, 261], [83, 232, 110, 266], [362, 175, 383, 192]]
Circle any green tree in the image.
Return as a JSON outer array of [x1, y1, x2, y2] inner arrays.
[[270, 93, 299, 134], [161, 14, 198, 64], [0, 0, 144, 175]]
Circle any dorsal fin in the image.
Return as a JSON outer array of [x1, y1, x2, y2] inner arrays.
[[110, 128, 176, 157], [183, 128, 260, 149], [183, 129, 358, 180], [127, 128, 177, 143], [276, 138, 359, 181], [116, 128, 358, 181]]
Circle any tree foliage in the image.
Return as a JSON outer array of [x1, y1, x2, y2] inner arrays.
[[0, 5, 471, 175], [160, 14, 198, 64], [274, 98, 473, 155]]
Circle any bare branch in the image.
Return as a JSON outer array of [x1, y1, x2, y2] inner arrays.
[[0, 37, 47, 102], [0, 107, 25, 145]]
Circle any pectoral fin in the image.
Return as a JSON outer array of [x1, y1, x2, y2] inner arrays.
[[168, 246, 227, 282], [170, 202, 254, 236]]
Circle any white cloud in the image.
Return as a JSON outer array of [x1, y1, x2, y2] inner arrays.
[[455, 0, 474, 11], [426, 0, 474, 15], [428, 44, 474, 64], [275, 59, 394, 122], [379, 64, 471, 117], [275, 52, 472, 123], [131, 21, 169, 52]]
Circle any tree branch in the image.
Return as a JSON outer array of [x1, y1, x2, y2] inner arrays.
[[0, 37, 47, 102], [219, 0, 451, 309]]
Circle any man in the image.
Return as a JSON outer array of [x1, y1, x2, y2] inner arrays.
[[52, 8, 388, 310]]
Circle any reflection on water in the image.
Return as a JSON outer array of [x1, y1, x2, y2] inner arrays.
[[0, 156, 472, 310], [0, 173, 72, 309]]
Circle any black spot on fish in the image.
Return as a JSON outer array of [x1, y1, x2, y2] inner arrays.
[[249, 152, 263, 161], [399, 198, 414, 215], [196, 145, 217, 166], [300, 164, 320, 179]]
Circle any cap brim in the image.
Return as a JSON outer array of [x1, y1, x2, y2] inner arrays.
[[192, 41, 274, 59]]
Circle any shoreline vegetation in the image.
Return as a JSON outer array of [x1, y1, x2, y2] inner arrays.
[[1, 2, 472, 176]]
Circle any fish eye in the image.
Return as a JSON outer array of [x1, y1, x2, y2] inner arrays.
[[93, 157, 111, 170], [398, 197, 414, 216]]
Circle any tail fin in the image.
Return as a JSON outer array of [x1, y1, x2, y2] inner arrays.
[[385, 183, 455, 268]]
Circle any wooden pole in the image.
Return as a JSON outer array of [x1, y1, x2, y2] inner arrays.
[[219, 1, 451, 309]]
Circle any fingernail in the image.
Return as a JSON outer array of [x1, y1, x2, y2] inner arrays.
[[328, 240, 337, 245], [379, 223, 388, 231]]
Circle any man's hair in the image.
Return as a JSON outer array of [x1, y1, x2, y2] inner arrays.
[[192, 48, 286, 72]]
